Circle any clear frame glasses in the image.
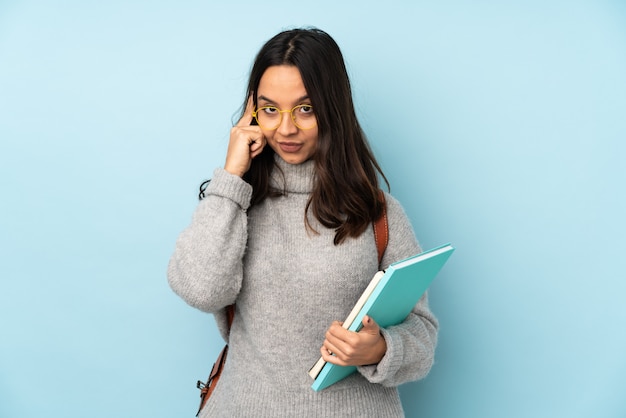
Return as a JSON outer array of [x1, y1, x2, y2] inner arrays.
[[252, 104, 317, 130]]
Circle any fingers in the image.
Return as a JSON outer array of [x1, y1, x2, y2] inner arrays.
[[320, 318, 386, 366], [225, 94, 267, 177], [321, 337, 357, 366], [325, 322, 355, 346], [321, 335, 349, 366], [224, 125, 265, 177], [236, 95, 255, 127], [321, 323, 357, 365], [249, 135, 265, 158], [360, 315, 381, 335]]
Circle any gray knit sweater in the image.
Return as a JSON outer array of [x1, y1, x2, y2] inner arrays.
[[168, 156, 438, 417]]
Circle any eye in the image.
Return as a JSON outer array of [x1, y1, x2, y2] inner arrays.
[[297, 105, 313, 114], [261, 106, 279, 115]]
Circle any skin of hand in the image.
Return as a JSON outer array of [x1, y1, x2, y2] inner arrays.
[[320, 315, 387, 367], [224, 96, 266, 177]]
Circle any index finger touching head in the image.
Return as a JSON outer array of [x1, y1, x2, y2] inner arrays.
[[236, 94, 256, 127]]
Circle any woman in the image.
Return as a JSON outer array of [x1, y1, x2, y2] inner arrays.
[[168, 27, 438, 417]]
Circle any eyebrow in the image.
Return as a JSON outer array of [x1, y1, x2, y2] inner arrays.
[[257, 95, 311, 105]]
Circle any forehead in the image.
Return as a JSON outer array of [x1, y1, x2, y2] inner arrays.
[[257, 65, 308, 105]]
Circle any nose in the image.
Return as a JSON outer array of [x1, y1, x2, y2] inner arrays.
[[276, 111, 299, 136]]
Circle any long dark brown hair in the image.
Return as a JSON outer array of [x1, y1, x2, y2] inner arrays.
[[201, 28, 388, 245]]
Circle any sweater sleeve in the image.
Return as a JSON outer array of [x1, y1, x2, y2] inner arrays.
[[357, 194, 439, 386], [167, 168, 252, 314]]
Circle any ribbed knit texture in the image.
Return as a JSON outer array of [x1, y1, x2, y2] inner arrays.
[[168, 156, 438, 417]]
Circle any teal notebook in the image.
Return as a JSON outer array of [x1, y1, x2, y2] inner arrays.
[[309, 243, 455, 392]]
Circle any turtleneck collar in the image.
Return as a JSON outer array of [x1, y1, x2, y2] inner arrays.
[[270, 154, 316, 194]]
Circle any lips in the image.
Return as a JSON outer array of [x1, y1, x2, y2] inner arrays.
[[278, 142, 303, 153]]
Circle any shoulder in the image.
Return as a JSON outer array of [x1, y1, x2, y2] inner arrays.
[[380, 191, 422, 266], [381, 192, 412, 228], [381, 191, 402, 212]]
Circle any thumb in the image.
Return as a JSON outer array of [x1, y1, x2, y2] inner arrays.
[[361, 315, 380, 334]]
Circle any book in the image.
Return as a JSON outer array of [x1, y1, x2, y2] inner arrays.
[[309, 243, 455, 391]]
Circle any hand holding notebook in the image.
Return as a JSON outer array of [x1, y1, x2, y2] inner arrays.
[[309, 243, 455, 391]]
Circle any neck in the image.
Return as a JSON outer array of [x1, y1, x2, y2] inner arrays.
[[270, 155, 315, 194]]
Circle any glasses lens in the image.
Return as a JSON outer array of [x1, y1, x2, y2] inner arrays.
[[254, 105, 316, 130], [255, 107, 281, 130], [292, 105, 316, 130]]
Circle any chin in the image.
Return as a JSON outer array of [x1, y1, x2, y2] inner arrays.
[[280, 155, 308, 165], [272, 147, 313, 165]]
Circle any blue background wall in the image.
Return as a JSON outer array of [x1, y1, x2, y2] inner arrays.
[[1, 1, 625, 417]]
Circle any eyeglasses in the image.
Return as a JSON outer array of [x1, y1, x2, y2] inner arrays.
[[252, 104, 317, 130]]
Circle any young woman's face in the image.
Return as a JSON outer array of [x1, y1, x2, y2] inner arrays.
[[256, 65, 318, 165]]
